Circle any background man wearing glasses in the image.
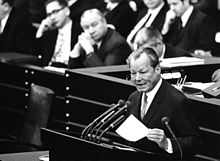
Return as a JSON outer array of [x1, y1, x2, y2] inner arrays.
[[34, 0, 81, 68]]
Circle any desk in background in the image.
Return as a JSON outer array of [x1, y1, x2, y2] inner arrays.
[[0, 151, 48, 161], [0, 57, 220, 160]]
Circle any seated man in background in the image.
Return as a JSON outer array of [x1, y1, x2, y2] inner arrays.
[[133, 27, 189, 59], [126, 47, 201, 159], [34, 0, 78, 68], [69, 8, 131, 68], [100, 0, 137, 38], [127, 0, 169, 47], [162, 0, 216, 58], [0, 0, 35, 54]]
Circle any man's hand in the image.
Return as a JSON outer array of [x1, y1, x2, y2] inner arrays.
[[36, 18, 55, 38], [78, 32, 95, 55], [161, 9, 176, 35], [212, 68, 220, 82], [192, 49, 212, 58], [146, 128, 168, 150]]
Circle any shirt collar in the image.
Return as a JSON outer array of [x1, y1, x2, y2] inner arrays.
[[146, 78, 162, 100], [148, 1, 164, 15], [1, 10, 10, 33], [181, 5, 193, 27], [58, 19, 72, 35], [68, 0, 77, 6]]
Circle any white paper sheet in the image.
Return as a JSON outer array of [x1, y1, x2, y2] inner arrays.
[[116, 114, 149, 142], [160, 57, 204, 68]]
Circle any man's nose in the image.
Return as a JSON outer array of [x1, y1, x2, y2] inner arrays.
[[135, 73, 142, 80]]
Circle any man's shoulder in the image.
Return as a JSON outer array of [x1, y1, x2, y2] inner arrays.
[[105, 28, 128, 44], [161, 80, 189, 100]]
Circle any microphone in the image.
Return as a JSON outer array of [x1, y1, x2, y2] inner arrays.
[[81, 99, 125, 139], [98, 115, 126, 143], [88, 110, 115, 141], [161, 117, 182, 160], [93, 101, 130, 142]]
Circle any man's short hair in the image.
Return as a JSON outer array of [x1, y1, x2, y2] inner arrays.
[[136, 27, 163, 43], [127, 47, 159, 68], [45, 0, 68, 8], [1, 0, 14, 6], [80, 8, 106, 22]]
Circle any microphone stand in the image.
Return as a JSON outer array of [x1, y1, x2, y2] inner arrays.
[[93, 101, 130, 142], [81, 100, 125, 139], [98, 115, 125, 143]]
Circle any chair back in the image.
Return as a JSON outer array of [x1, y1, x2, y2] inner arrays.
[[19, 84, 54, 147]]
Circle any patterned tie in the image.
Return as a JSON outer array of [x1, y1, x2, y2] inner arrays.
[[50, 32, 65, 64], [141, 93, 148, 120]]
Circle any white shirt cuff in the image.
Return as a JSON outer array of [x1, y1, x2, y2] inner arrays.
[[166, 138, 173, 153]]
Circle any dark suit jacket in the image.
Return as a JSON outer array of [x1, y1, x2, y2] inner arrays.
[[0, 8, 36, 54], [127, 80, 201, 159], [164, 8, 216, 53], [136, 2, 169, 32], [69, 28, 131, 68], [101, 0, 137, 37], [164, 43, 190, 58], [33, 24, 77, 66]]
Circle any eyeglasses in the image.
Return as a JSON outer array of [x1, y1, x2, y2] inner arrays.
[[47, 6, 65, 17]]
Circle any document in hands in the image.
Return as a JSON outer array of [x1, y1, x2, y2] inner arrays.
[[116, 114, 149, 142]]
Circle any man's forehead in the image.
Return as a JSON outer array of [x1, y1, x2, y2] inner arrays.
[[46, 1, 61, 12]]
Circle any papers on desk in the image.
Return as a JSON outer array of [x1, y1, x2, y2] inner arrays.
[[160, 57, 205, 68], [116, 114, 149, 142], [43, 66, 66, 74], [181, 82, 215, 94]]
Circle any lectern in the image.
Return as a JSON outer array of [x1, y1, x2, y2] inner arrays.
[[41, 128, 174, 161]]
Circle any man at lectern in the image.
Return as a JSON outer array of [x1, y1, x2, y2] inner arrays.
[[126, 47, 201, 159]]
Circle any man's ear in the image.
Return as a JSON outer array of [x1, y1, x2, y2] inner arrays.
[[65, 7, 70, 16], [3, 2, 10, 11], [155, 65, 161, 74]]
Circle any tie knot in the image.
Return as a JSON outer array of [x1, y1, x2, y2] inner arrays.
[[176, 17, 182, 28], [144, 93, 148, 101]]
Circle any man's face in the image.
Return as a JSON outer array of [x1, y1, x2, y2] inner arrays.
[[167, 0, 187, 17], [0, 0, 8, 20], [143, 0, 163, 10], [80, 13, 107, 42], [46, 1, 69, 28], [130, 53, 160, 93]]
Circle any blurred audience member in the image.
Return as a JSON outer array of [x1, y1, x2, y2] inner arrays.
[[69, 8, 131, 68], [133, 27, 189, 59], [100, 0, 137, 37], [162, 0, 216, 58], [127, 0, 169, 47], [0, 0, 36, 54], [14, 0, 46, 27], [34, 0, 75, 68], [212, 68, 220, 82]]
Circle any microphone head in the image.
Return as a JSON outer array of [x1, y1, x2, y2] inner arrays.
[[118, 99, 125, 106], [161, 117, 169, 125], [125, 101, 130, 107]]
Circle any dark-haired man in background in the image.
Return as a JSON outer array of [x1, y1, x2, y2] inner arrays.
[[0, 0, 35, 54]]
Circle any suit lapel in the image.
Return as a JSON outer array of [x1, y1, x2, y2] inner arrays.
[[142, 80, 165, 124], [176, 8, 196, 43]]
